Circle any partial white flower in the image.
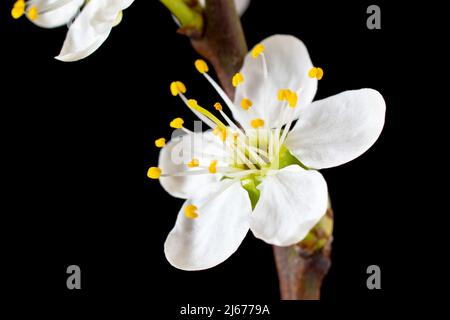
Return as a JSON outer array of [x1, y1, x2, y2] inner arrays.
[[56, 0, 134, 61], [11, 0, 134, 62], [148, 35, 386, 270]]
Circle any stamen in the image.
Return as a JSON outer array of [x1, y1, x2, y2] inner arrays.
[[26, 6, 39, 21], [187, 158, 199, 168], [170, 117, 184, 129], [185, 204, 199, 219], [193, 58, 244, 132], [251, 118, 265, 129], [227, 142, 257, 170], [251, 44, 265, 58], [260, 53, 268, 78], [214, 102, 244, 134], [147, 167, 162, 179], [208, 160, 218, 173], [187, 99, 227, 131], [197, 68, 243, 128], [177, 93, 216, 129], [170, 81, 186, 96], [232, 72, 244, 87], [155, 138, 166, 148], [249, 145, 269, 158], [240, 98, 253, 110], [272, 127, 282, 166], [251, 44, 268, 78], [288, 91, 298, 108], [309, 67, 324, 80], [194, 59, 209, 74], [316, 68, 324, 80], [280, 88, 303, 144], [11, 0, 25, 19]]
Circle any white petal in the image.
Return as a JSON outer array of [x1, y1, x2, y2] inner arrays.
[[159, 130, 228, 199], [165, 180, 251, 270], [285, 89, 386, 169], [29, 0, 84, 28], [55, 0, 134, 62], [198, 0, 250, 16], [250, 165, 328, 246], [233, 35, 317, 129]]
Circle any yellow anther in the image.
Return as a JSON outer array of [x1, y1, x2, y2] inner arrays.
[[308, 67, 318, 78], [187, 158, 199, 168], [251, 43, 265, 58], [240, 98, 253, 110], [250, 118, 265, 129], [154, 138, 166, 148], [27, 6, 39, 21], [232, 72, 244, 87], [194, 59, 209, 74], [278, 89, 293, 101], [309, 67, 324, 80], [170, 81, 186, 96], [11, 0, 25, 19], [316, 67, 324, 80], [147, 167, 161, 179], [288, 92, 298, 108], [185, 204, 199, 219], [170, 117, 184, 129], [14, 0, 25, 7], [187, 99, 198, 108], [232, 132, 239, 143], [208, 160, 218, 174], [214, 102, 223, 111]]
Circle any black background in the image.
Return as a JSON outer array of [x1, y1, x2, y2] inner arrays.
[[1, 0, 426, 316]]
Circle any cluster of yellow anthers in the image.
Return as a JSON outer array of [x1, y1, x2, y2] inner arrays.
[[11, 0, 39, 20], [147, 43, 323, 219]]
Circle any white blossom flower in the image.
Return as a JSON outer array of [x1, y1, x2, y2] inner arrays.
[[148, 35, 386, 270], [11, 0, 134, 61]]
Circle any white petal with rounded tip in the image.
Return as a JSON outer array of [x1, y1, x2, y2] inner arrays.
[[198, 0, 250, 16], [250, 165, 328, 246], [29, 0, 84, 29], [165, 180, 251, 270], [55, 0, 134, 62], [233, 35, 317, 129], [285, 89, 386, 169], [159, 130, 228, 199]]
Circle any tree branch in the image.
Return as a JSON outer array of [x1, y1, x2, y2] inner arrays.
[[273, 208, 333, 300]]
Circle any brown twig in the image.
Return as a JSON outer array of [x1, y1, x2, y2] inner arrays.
[[273, 208, 333, 300], [188, 0, 247, 99]]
